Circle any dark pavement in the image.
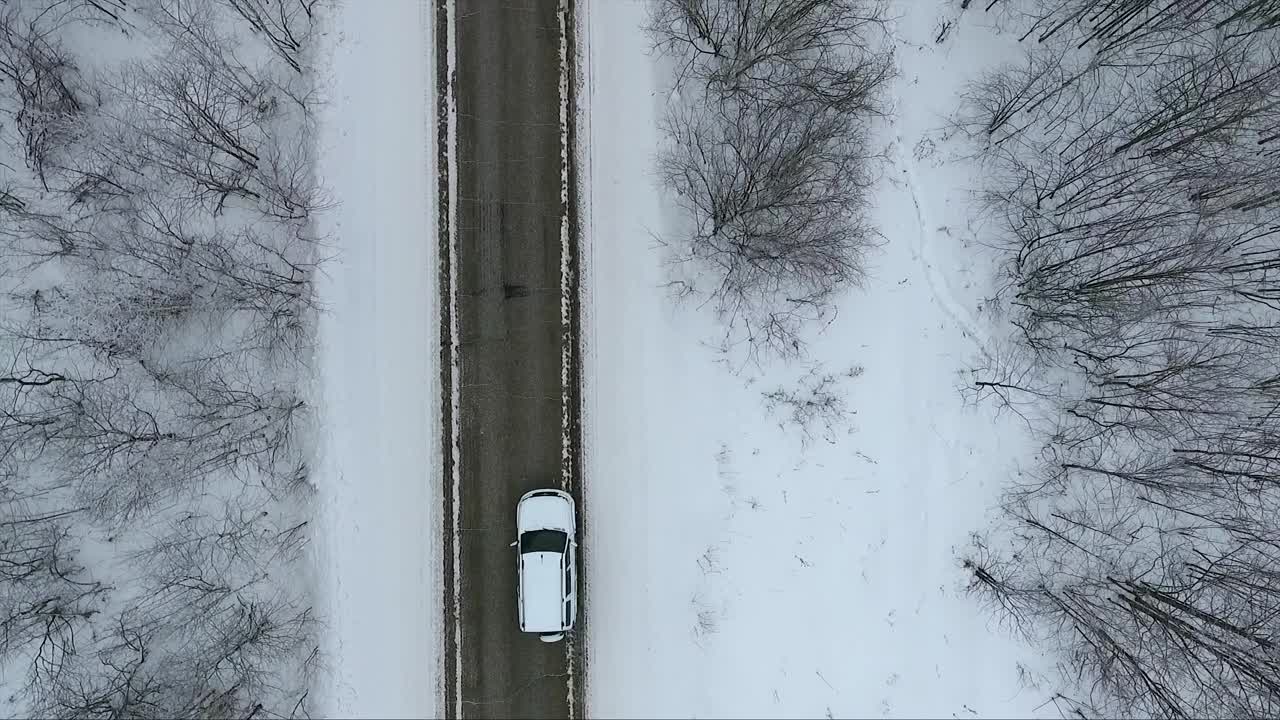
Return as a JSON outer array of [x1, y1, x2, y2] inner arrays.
[[440, 0, 579, 717]]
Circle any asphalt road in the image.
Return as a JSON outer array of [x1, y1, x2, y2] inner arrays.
[[440, 0, 580, 717]]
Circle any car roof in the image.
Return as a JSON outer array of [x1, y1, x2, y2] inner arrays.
[[519, 551, 567, 632]]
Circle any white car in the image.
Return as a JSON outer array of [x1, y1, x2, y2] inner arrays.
[[512, 488, 578, 642]]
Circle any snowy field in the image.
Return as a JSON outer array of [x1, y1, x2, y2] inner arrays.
[[309, 0, 441, 716], [13, 0, 1240, 717], [578, 1, 1056, 717]]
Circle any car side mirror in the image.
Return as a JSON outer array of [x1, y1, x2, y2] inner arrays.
[[510, 540, 518, 548]]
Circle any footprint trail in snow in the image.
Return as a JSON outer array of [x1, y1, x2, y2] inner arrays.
[[893, 136, 993, 363]]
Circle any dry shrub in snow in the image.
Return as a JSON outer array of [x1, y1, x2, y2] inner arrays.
[[0, 8, 90, 191], [762, 363, 862, 446], [959, 1, 1280, 717], [650, 0, 892, 360], [0, 1, 323, 717]]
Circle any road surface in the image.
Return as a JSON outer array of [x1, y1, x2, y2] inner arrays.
[[438, 0, 583, 717]]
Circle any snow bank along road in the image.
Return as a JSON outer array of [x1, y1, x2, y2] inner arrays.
[[438, 0, 584, 717]]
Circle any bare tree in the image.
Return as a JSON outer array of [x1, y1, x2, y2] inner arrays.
[[659, 92, 875, 357], [222, 0, 319, 74], [0, 3, 323, 714], [0, 9, 89, 191], [650, 0, 892, 112], [0, 485, 107, 694], [101, 54, 274, 215], [650, 0, 891, 360], [959, 2, 1280, 716]]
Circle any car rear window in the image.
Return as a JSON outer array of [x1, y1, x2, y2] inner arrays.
[[520, 529, 567, 554]]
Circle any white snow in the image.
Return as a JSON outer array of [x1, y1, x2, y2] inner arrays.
[[557, 1, 579, 714], [309, 0, 441, 716], [579, 1, 1057, 717], [442, 0, 463, 715]]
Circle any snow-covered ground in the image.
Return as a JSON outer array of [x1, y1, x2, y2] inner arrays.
[[578, 1, 1056, 717], [309, 0, 441, 716]]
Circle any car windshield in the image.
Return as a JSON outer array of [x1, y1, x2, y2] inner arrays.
[[520, 529, 567, 554]]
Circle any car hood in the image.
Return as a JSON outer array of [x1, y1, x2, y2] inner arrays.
[[517, 494, 574, 533], [519, 551, 565, 632]]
